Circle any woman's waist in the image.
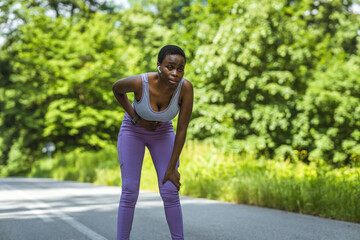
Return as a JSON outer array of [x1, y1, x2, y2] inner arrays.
[[124, 111, 173, 125], [121, 112, 174, 134]]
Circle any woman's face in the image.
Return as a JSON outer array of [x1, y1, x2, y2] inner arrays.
[[158, 54, 185, 88]]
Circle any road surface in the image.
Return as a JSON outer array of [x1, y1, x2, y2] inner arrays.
[[0, 177, 359, 240]]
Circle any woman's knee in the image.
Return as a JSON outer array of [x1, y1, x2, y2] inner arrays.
[[120, 185, 139, 208], [159, 183, 180, 207]]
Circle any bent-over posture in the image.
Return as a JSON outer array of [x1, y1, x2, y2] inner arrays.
[[112, 45, 194, 240]]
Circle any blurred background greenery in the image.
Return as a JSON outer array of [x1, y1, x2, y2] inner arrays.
[[1, 0, 359, 222]]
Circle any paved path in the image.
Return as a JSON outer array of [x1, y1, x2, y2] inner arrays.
[[0, 177, 359, 240]]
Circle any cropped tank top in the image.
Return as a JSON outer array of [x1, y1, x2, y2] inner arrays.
[[133, 73, 184, 122]]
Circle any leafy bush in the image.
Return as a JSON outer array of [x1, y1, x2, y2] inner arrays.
[[2, 0, 360, 172]]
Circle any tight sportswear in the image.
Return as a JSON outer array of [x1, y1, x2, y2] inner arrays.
[[116, 112, 184, 240]]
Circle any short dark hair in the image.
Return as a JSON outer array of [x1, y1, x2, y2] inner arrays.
[[157, 45, 186, 64]]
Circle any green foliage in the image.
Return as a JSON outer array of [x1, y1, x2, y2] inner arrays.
[[180, 141, 360, 222], [293, 55, 360, 166], [130, 0, 192, 28], [185, 0, 312, 144], [1, 0, 360, 173], [1, 6, 128, 171], [27, 145, 119, 182], [182, 0, 360, 165]]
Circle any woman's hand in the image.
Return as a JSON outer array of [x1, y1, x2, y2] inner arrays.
[[137, 118, 161, 131], [162, 169, 181, 191]]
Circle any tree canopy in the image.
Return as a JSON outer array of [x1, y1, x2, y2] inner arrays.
[[1, 0, 359, 175]]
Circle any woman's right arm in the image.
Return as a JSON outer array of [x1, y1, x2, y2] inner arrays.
[[112, 75, 160, 131], [112, 75, 141, 119]]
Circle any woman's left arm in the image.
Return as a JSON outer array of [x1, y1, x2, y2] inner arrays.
[[162, 80, 194, 190]]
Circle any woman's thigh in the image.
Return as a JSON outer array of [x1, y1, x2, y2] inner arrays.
[[146, 132, 178, 184], [117, 131, 146, 188]]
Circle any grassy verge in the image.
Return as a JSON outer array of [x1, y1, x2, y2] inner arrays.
[[26, 140, 360, 223]]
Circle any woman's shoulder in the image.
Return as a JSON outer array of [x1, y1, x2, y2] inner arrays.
[[179, 78, 193, 102], [146, 72, 158, 81], [113, 74, 142, 87], [182, 78, 193, 91], [126, 74, 143, 87]]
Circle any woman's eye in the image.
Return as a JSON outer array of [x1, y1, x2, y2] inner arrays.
[[178, 68, 184, 72], [167, 66, 173, 70]]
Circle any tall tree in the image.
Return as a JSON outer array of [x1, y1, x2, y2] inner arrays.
[[129, 0, 192, 28], [0, 0, 176, 174], [0, 7, 127, 174], [183, 0, 360, 165]]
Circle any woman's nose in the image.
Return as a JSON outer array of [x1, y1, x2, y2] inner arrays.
[[171, 69, 178, 77]]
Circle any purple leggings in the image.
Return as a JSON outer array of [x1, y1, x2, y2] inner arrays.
[[117, 113, 184, 240]]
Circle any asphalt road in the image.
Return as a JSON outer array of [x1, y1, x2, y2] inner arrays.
[[0, 177, 359, 240]]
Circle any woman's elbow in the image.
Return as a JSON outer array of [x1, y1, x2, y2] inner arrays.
[[176, 124, 188, 135], [112, 82, 124, 95], [112, 82, 118, 92]]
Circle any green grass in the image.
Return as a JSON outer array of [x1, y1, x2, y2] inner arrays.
[[26, 140, 360, 223]]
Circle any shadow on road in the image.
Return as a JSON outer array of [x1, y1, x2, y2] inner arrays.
[[1, 177, 359, 240]]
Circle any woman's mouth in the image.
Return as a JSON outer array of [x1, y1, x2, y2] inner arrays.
[[169, 79, 178, 85]]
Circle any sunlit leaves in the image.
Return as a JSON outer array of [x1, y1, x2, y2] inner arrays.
[[183, 0, 360, 165], [293, 55, 360, 165], [1, 0, 360, 172]]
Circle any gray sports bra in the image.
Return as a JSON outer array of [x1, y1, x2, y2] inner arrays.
[[133, 73, 184, 122]]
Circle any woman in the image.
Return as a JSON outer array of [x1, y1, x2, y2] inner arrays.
[[112, 45, 193, 240]]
